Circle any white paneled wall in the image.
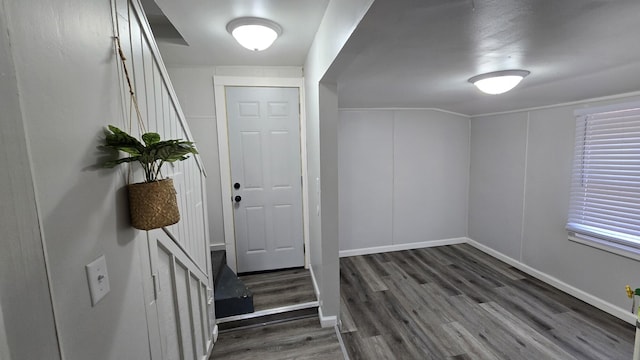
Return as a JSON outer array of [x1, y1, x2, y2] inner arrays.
[[116, 0, 209, 273], [393, 111, 470, 243], [3, 0, 212, 357], [468, 95, 640, 320], [115, 0, 213, 358], [165, 67, 226, 248], [153, 231, 211, 360], [338, 111, 394, 250], [468, 112, 528, 260], [338, 109, 470, 254]]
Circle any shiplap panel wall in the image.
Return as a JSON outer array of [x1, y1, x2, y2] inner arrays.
[[155, 232, 211, 360], [116, 0, 209, 273], [115, 0, 213, 358], [338, 109, 470, 253]]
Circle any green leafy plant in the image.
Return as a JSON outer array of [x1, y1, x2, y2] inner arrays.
[[102, 125, 198, 182]]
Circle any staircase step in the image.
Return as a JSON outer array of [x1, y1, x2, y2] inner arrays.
[[217, 304, 319, 332], [214, 265, 254, 318]]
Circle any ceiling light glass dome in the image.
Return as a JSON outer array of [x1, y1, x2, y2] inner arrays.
[[226, 17, 282, 51], [468, 70, 531, 95]]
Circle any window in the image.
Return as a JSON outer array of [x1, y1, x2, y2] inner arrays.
[[567, 101, 640, 255]]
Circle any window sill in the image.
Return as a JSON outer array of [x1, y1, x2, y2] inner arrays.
[[569, 234, 640, 262]]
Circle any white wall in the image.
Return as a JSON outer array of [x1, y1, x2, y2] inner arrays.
[[469, 94, 640, 318], [339, 109, 470, 253], [339, 110, 394, 250], [303, 0, 374, 321], [5, 0, 153, 357], [0, 304, 10, 360], [0, 2, 60, 356], [468, 112, 528, 259], [166, 66, 225, 246], [2, 0, 211, 358]]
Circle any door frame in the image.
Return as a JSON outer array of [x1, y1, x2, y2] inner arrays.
[[213, 76, 310, 273]]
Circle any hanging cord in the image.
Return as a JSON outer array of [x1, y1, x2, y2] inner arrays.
[[111, 0, 154, 182], [114, 35, 147, 134]]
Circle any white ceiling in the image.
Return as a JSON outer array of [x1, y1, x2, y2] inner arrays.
[[334, 0, 640, 115], [151, 0, 329, 66], [151, 0, 640, 115]]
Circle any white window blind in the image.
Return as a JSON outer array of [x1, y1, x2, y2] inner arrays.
[[567, 102, 640, 251]]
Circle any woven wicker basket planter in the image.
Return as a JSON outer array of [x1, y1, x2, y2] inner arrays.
[[128, 179, 180, 230]]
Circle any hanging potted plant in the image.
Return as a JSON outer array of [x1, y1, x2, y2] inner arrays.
[[101, 125, 198, 230]]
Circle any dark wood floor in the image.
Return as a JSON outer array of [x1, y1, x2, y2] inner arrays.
[[210, 317, 344, 359], [340, 244, 635, 360], [240, 268, 317, 312]]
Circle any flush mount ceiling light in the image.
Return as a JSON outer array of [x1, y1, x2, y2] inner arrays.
[[226, 17, 282, 51], [468, 70, 530, 95]]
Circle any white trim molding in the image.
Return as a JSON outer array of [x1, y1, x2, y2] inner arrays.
[[318, 306, 338, 328], [466, 238, 637, 325], [569, 234, 640, 262], [339, 107, 470, 118], [205, 324, 218, 359], [472, 91, 640, 118], [213, 75, 309, 272], [335, 325, 351, 360], [309, 264, 321, 301], [209, 243, 226, 252], [339, 237, 468, 258]]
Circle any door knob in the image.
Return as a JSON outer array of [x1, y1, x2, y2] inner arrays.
[[234, 182, 241, 190], [234, 195, 242, 202]]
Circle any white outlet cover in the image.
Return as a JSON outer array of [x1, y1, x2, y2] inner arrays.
[[86, 255, 110, 306]]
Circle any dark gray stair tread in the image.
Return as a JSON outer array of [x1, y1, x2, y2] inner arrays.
[[215, 265, 253, 300], [214, 264, 254, 318], [215, 296, 254, 318]]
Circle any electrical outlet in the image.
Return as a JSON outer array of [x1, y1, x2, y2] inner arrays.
[[86, 255, 110, 306]]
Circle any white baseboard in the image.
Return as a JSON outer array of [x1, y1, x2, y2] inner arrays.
[[466, 238, 636, 325], [212, 324, 218, 343], [205, 324, 218, 360], [309, 264, 337, 327], [318, 306, 338, 328], [309, 265, 321, 300], [335, 324, 351, 360], [339, 237, 468, 258]]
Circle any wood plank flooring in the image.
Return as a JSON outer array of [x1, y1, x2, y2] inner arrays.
[[210, 317, 344, 360], [240, 268, 317, 312], [340, 244, 635, 360]]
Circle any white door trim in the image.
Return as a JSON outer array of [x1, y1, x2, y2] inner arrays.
[[213, 76, 309, 272]]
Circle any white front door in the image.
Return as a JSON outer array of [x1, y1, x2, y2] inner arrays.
[[226, 86, 305, 273]]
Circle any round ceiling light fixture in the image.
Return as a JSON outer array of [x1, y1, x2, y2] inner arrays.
[[468, 70, 530, 95], [226, 17, 282, 51]]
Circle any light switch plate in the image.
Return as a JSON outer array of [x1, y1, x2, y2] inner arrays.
[[86, 255, 110, 306]]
